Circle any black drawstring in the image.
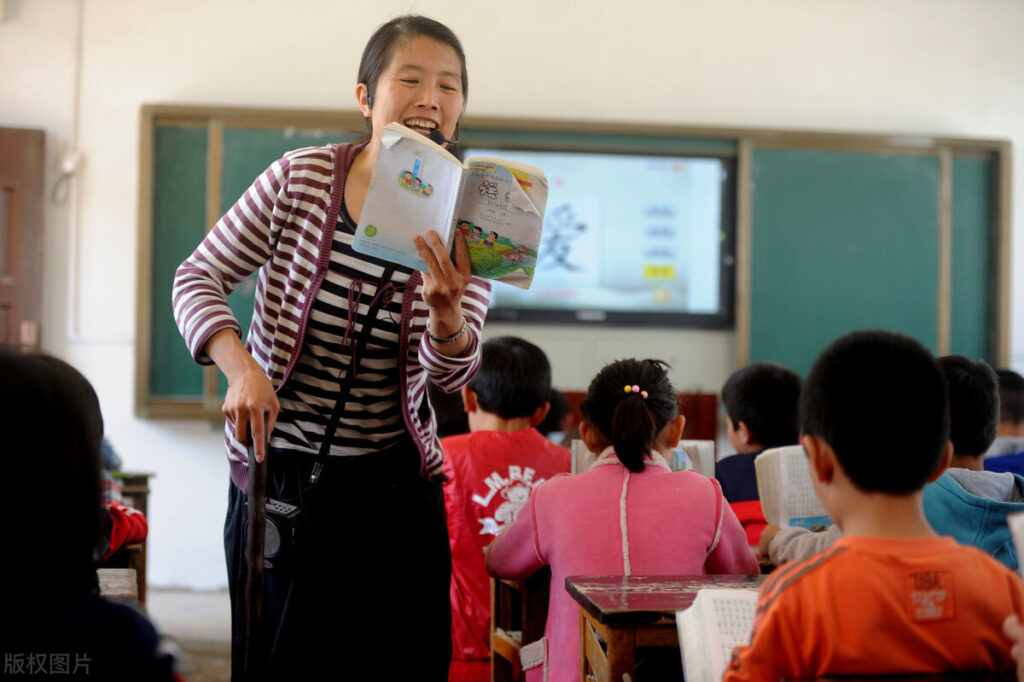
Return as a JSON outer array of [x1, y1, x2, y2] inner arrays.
[[341, 279, 396, 381]]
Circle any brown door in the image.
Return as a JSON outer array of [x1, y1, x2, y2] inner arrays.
[[0, 127, 45, 351]]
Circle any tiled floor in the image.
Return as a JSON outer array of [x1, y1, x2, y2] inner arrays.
[[146, 588, 231, 682]]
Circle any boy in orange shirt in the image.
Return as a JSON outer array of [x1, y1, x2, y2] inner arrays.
[[724, 330, 1024, 680]]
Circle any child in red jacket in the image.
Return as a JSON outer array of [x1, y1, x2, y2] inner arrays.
[[442, 336, 571, 681]]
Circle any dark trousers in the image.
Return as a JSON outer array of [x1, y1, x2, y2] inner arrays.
[[225, 444, 452, 680]]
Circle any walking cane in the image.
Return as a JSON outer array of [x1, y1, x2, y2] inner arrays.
[[244, 422, 268, 681]]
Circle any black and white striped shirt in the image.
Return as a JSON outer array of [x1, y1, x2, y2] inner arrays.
[[272, 206, 412, 456]]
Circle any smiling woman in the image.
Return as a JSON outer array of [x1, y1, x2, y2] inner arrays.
[[171, 15, 490, 681]]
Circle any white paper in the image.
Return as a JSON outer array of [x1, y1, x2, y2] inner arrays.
[[755, 445, 831, 530]]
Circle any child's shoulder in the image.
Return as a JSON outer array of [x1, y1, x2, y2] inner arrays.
[[716, 451, 758, 475], [759, 541, 850, 603]]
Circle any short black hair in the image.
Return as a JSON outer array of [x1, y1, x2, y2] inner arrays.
[[580, 359, 678, 473], [800, 330, 949, 494], [536, 388, 570, 437], [997, 369, 1024, 425], [2, 351, 104, 594], [428, 383, 468, 438], [468, 336, 551, 419], [938, 356, 998, 457], [721, 362, 801, 448]]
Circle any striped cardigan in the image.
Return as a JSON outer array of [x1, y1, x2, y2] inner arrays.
[[172, 142, 491, 489]]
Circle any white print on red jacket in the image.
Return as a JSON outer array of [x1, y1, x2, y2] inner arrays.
[[472, 465, 546, 536]]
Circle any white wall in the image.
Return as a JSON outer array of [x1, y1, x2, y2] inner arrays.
[[2, 0, 1022, 589]]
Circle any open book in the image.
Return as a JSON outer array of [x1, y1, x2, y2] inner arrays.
[[1008, 510, 1024, 577], [673, 440, 716, 478], [677, 588, 758, 682], [570, 440, 714, 476], [754, 445, 832, 530], [570, 439, 596, 474], [354, 123, 548, 289]]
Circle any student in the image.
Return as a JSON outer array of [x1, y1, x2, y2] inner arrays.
[[429, 381, 469, 438], [0, 351, 176, 681], [994, 369, 1024, 441], [725, 331, 1024, 680], [715, 361, 801, 545], [985, 369, 1024, 475], [536, 387, 573, 445], [487, 358, 757, 682], [763, 354, 1024, 571], [923, 356, 1024, 569], [172, 15, 489, 679], [442, 336, 571, 681]]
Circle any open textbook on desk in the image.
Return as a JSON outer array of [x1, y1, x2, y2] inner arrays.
[[354, 123, 548, 289], [755, 445, 832, 530]]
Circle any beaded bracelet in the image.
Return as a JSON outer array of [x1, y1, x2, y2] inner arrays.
[[426, 317, 468, 345]]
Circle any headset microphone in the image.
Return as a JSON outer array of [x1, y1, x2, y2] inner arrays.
[[429, 129, 455, 148]]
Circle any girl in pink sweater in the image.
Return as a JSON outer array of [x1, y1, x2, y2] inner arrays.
[[486, 358, 758, 682]]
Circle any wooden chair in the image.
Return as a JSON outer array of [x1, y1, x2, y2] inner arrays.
[[490, 567, 550, 682], [114, 472, 152, 605]]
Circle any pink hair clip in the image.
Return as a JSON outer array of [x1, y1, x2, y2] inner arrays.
[[624, 385, 647, 398]]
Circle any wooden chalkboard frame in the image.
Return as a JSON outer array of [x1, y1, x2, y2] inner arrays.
[[135, 103, 1011, 419]]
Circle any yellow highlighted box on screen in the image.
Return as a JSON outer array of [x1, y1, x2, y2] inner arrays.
[[644, 264, 675, 280]]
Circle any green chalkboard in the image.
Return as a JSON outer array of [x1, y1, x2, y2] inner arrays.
[[139, 106, 1008, 418], [146, 116, 360, 408], [750, 149, 941, 377], [150, 125, 208, 398], [950, 156, 994, 360], [215, 126, 359, 397]]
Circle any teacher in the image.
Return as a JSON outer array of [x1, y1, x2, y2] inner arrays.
[[172, 15, 490, 680]]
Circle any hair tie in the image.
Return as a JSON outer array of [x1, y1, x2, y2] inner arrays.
[[624, 384, 647, 399]]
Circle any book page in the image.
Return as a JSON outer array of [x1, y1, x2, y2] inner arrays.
[[570, 439, 596, 474], [453, 157, 548, 289], [354, 123, 463, 271], [1008, 510, 1024, 578], [675, 440, 716, 478], [678, 588, 758, 682], [755, 445, 831, 530]]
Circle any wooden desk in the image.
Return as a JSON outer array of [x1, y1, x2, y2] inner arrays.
[[566, 574, 764, 682]]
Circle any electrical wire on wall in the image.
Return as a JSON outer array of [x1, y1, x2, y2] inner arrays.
[[51, 0, 97, 343]]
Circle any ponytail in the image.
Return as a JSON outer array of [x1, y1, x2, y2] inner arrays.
[[611, 394, 656, 472], [580, 358, 678, 472]]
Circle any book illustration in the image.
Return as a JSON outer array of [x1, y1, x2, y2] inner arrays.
[[398, 157, 435, 197], [456, 219, 538, 282], [754, 445, 832, 530], [354, 123, 547, 289], [668, 440, 716, 478], [676, 588, 759, 682]]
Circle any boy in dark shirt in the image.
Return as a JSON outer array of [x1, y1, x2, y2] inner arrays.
[[715, 361, 801, 545]]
